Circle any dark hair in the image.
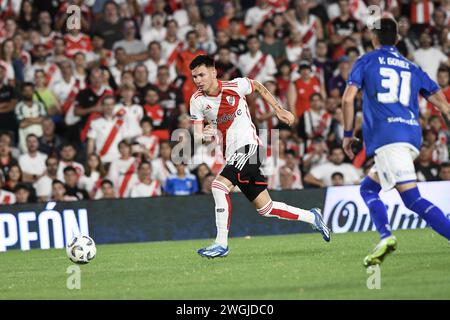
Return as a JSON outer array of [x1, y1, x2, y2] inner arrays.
[[138, 160, 152, 170], [101, 179, 114, 187], [440, 162, 450, 169], [63, 166, 77, 175], [85, 154, 107, 178], [140, 117, 153, 127], [373, 18, 398, 46], [26, 133, 39, 141], [331, 172, 344, 179], [45, 155, 59, 166], [186, 30, 198, 40], [52, 179, 65, 187], [21, 82, 34, 90], [246, 34, 259, 43], [189, 55, 215, 70], [310, 93, 323, 102], [285, 149, 296, 157], [14, 183, 29, 193], [345, 46, 359, 56]]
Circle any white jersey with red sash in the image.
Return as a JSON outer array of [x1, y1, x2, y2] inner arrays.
[[295, 15, 320, 54], [108, 157, 139, 198], [190, 78, 262, 160], [25, 62, 62, 85], [237, 51, 277, 83], [135, 134, 160, 159], [151, 158, 177, 186], [130, 180, 161, 198], [41, 31, 62, 50], [0, 189, 16, 205], [57, 160, 85, 182], [162, 40, 184, 68], [113, 103, 144, 140], [304, 109, 331, 139], [87, 115, 124, 164]]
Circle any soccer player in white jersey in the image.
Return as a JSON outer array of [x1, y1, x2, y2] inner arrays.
[[189, 55, 331, 259]]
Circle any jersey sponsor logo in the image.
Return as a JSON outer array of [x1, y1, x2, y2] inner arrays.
[[217, 112, 236, 124], [236, 109, 242, 116], [226, 96, 235, 106]]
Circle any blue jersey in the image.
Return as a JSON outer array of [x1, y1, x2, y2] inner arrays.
[[347, 45, 440, 156]]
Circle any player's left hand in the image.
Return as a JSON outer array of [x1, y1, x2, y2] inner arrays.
[[276, 109, 295, 127], [343, 136, 358, 160]]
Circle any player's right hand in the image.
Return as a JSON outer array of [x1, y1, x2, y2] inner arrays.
[[202, 124, 216, 141], [343, 137, 356, 160]]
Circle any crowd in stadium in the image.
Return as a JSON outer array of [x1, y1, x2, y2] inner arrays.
[[0, 0, 449, 204]]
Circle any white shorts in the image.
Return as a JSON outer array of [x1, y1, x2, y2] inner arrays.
[[369, 143, 419, 191]]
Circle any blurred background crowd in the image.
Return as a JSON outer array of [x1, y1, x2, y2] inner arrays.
[[0, 0, 449, 204]]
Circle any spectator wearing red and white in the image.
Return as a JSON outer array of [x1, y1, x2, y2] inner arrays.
[[327, 0, 368, 22], [237, 35, 277, 84], [135, 118, 160, 161], [15, 82, 47, 153], [87, 95, 124, 164], [79, 154, 107, 199], [144, 41, 177, 85], [108, 140, 139, 198], [114, 83, 143, 140], [46, 37, 69, 66], [0, 39, 18, 86], [110, 47, 131, 86], [50, 60, 83, 126], [284, 0, 323, 56], [287, 60, 324, 120], [286, 31, 304, 64], [297, 93, 332, 146], [63, 28, 93, 59], [255, 79, 279, 142], [0, 172, 16, 205], [410, 0, 434, 25], [279, 150, 303, 190], [142, 87, 164, 128], [130, 161, 161, 198], [57, 143, 85, 181], [34, 155, 58, 202], [38, 11, 62, 51], [13, 33, 32, 71], [18, 134, 48, 184], [190, 144, 225, 175], [55, 0, 92, 33], [428, 116, 449, 164], [425, 67, 450, 129], [97, 179, 116, 199], [161, 19, 183, 71], [151, 140, 178, 186], [24, 44, 62, 85], [0, 17, 17, 43], [172, 0, 195, 29], [72, 52, 88, 88], [141, 12, 167, 47], [86, 33, 113, 68], [244, 0, 274, 35]]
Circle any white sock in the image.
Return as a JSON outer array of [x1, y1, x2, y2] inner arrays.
[[211, 180, 231, 247], [257, 201, 315, 225]]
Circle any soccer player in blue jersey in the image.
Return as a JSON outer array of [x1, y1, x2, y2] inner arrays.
[[342, 18, 450, 267]]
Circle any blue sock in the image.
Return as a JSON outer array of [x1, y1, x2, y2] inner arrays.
[[360, 176, 392, 239], [400, 187, 450, 240]]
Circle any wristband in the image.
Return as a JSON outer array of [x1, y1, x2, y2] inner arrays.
[[343, 130, 353, 138]]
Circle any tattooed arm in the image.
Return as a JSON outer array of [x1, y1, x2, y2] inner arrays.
[[251, 79, 295, 127]]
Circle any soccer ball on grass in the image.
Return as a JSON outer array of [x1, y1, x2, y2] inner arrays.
[[66, 235, 97, 264]]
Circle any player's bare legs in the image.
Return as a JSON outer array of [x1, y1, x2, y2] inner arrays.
[[252, 190, 330, 242]]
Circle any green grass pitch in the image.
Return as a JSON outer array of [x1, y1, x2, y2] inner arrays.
[[1, 228, 449, 299]]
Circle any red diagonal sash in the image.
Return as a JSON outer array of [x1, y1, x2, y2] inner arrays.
[[99, 118, 124, 157], [119, 160, 137, 198], [248, 54, 268, 79]]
